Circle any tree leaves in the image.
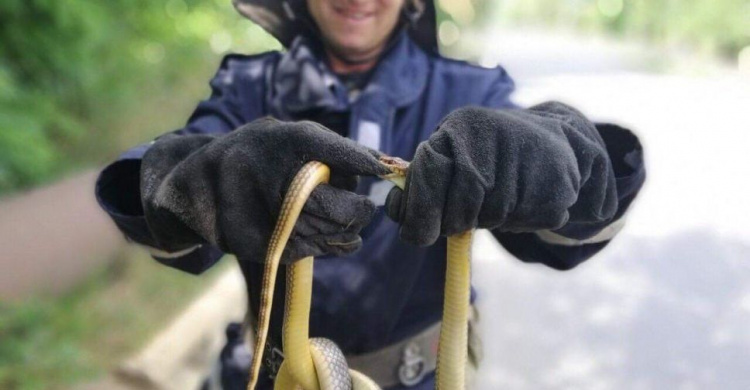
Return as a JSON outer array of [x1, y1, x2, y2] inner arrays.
[[0, 0, 278, 195]]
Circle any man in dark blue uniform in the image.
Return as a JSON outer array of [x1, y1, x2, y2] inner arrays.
[[95, 0, 646, 388]]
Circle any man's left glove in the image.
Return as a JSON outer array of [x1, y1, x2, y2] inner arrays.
[[385, 102, 618, 246]]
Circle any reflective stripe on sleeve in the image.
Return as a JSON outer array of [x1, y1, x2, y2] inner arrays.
[[535, 217, 626, 246], [140, 244, 203, 259]]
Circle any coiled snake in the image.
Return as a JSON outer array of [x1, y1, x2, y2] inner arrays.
[[247, 157, 473, 390]]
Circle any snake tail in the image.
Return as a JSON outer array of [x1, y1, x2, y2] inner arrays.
[[248, 162, 331, 390]]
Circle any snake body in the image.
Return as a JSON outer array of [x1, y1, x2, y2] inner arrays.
[[247, 158, 472, 390]]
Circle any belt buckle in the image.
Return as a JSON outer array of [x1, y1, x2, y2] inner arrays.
[[398, 342, 426, 387], [264, 343, 285, 380]]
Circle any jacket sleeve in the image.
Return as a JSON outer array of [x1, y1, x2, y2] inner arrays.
[[94, 54, 273, 274], [491, 123, 646, 270]]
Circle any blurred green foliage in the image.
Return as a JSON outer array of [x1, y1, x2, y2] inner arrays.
[[0, 250, 229, 390], [0, 0, 278, 194], [494, 0, 749, 60], [1, 0, 747, 194]]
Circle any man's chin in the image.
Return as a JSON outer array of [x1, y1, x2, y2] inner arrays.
[[328, 41, 383, 65]]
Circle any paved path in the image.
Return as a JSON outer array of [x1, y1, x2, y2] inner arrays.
[[472, 28, 750, 389], [0, 171, 125, 299]]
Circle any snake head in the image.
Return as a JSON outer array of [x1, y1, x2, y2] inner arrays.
[[378, 156, 410, 190]]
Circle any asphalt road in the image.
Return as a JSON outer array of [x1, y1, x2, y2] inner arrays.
[[471, 28, 750, 389]]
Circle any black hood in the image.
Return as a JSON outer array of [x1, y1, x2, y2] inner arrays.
[[232, 0, 437, 53]]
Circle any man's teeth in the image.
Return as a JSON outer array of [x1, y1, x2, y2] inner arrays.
[[339, 9, 368, 20]]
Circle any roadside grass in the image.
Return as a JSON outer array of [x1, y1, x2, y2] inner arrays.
[[0, 248, 230, 390]]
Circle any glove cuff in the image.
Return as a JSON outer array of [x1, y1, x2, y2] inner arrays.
[[140, 134, 217, 253]]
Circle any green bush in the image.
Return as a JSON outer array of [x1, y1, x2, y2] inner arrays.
[[0, 0, 278, 194]]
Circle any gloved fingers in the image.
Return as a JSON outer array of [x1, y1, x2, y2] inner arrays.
[[293, 121, 390, 177], [387, 182, 473, 238], [143, 133, 218, 172], [282, 233, 363, 264], [385, 186, 404, 223], [231, 208, 367, 265], [293, 213, 348, 237], [142, 134, 218, 212], [503, 208, 571, 233], [275, 185, 373, 263], [441, 168, 484, 237], [142, 134, 224, 252], [302, 184, 376, 230], [328, 174, 358, 192], [504, 144, 579, 231], [390, 142, 454, 247], [539, 103, 617, 223], [568, 153, 618, 223], [233, 118, 388, 178], [286, 188, 370, 263]]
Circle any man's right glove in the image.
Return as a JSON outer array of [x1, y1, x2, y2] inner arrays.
[[386, 102, 618, 246], [141, 118, 388, 264]]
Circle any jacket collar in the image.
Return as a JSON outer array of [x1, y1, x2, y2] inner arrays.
[[269, 31, 429, 118]]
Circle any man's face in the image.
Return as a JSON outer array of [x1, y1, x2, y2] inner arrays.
[[307, 0, 405, 63]]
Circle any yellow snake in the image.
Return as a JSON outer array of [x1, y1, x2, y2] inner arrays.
[[247, 157, 473, 390]]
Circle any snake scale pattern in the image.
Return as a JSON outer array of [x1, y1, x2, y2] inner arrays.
[[247, 158, 473, 390]]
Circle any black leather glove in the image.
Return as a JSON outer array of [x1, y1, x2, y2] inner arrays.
[[141, 118, 388, 264], [385, 102, 618, 246]]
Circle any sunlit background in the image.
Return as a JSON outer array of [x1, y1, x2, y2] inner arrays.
[[1, 0, 748, 389]]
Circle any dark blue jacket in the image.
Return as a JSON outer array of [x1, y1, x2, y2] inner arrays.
[[96, 32, 645, 389]]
